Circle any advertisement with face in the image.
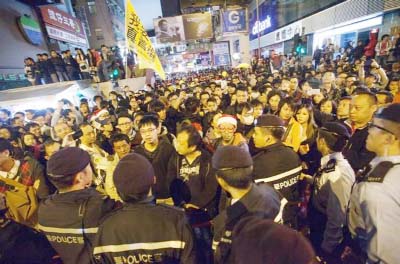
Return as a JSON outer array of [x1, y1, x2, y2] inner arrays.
[[154, 16, 185, 43], [182, 13, 213, 41]]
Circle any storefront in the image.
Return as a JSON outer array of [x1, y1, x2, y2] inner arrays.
[[39, 5, 89, 51]]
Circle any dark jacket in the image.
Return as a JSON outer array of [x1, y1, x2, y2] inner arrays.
[[212, 184, 281, 263], [50, 57, 67, 72], [93, 197, 196, 264], [134, 139, 176, 199], [42, 59, 57, 74], [38, 188, 116, 264], [252, 142, 302, 202], [0, 218, 60, 264], [342, 125, 376, 172], [167, 149, 219, 211]]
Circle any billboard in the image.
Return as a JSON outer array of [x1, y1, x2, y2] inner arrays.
[[153, 16, 185, 44], [221, 8, 247, 33], [249, 1, 278, 41], [40, 6, 85, 38], [45, 24, 87, 46], [213, 42, 230, 66], [182, 13, 213, 41]]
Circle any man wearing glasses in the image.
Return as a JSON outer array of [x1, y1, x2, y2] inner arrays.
[[348, 103, 400, 264], [134, 114, 176, 204]]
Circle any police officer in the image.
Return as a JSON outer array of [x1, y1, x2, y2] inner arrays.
[[211, 146, 281, 263], [348, 103, 400, 264], [38, 147, 116, 264], [252, 114, 302, 228], [301, 122, 355, 261], [93, 153, 196, 263]]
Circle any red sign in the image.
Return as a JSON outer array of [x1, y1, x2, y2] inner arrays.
[[40, 6, 85, 38]]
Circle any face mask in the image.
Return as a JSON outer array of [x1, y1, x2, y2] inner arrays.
[[251, 92, 260, 99], [243, 116, 255, 125]]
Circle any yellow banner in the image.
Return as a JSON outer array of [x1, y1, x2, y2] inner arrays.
[[125, 0, 166, 80]]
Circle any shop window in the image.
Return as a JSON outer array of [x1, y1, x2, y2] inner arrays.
[[95, 28, 104, 40], [88, 1, 96, 15]]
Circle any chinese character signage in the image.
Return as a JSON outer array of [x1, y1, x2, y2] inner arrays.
[[182, 13, 213, 41], [221, 8, 247, 33], [45, 25, 87, 46], [125, 0, 166, 79], [274, 21, 302, 43], [40, 6, 85, 38]]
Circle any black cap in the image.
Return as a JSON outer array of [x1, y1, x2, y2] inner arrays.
[[113, 153, 155, 201], [212, 146, 253, 170], [319, 122, 351, 139], [375, 103, 400, 123], [255, 114, 284, 128], [47, 147, 91, 178]]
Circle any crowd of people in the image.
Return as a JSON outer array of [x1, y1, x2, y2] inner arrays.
[[1, 36, 400, 264], [23, 45, 125, 86]]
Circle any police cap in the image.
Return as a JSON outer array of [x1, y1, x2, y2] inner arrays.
[[113, 153, 155, 201], [374, 103, 400, 123], [319, 122, 351, 139], [212, 146, 253, 170], [47, 147, 91, 178], [255, 114, 284, 128]]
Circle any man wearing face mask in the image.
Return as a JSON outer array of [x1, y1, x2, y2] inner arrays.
[[38, 147, 116, 264], [236, 102, 255, 139]]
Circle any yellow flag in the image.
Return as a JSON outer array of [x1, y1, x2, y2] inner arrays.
[[125, 0, 166, 80]]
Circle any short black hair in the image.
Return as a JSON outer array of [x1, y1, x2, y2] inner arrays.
[[177, 124, 201, 149], [216, 166, 253, 189], [111, 133, 130, 146], [148, 100, 166, 113], [138, 114, 159, 129], [376, 90, 394, 103], [0, 138, 12, 153], [184, 97, 200, 114]]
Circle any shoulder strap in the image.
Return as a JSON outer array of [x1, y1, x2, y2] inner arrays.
[[360, 161, 400, 183]]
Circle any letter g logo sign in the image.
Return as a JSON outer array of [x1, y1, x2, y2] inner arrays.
[[228, 11, 240, 24]]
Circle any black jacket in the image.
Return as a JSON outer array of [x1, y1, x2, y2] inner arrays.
[[38, 188, 116, 264], [212, 184, 281, 263], [0, 218, 59, 264], [134, 139, 176, 199], [167, 149, 219, 212], [93, 197, 196, 264], [252, 142, 302, 202], [50, 57, 67, 72], [342, 125, 376, 172]]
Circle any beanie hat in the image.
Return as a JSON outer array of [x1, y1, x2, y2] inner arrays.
[[212, 146, 253, 170], [47, 147, 91, 179], [113, 153, 155, 201]]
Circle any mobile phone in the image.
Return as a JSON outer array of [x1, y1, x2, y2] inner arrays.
[[72, 130, 83, 140]]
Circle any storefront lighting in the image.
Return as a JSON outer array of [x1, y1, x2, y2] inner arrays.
[[313, 15, 383, 51]]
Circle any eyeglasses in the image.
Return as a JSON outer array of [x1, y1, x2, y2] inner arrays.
[[218, 127, 235, 132], [368, 123, 397, 137]]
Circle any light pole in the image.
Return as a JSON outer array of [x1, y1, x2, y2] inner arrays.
[[256, 0, 261, 57]]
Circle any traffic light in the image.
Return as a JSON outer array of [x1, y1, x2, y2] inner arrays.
[[109, 68, 120, 80], [296, 44, 306, 55]]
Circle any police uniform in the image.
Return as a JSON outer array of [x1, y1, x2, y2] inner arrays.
[[93, 198, 196, 264], [210, 145, 282, 263], [348, 156, 400, 264], [93, 153, 196, 264], [38, 147, 117, 264], [252, 115, 302, 228], [311, 152, 355, 254], [348, 104, 400, 264]]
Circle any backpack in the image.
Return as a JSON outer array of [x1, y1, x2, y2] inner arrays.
[[0, 176, 38, 227]]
